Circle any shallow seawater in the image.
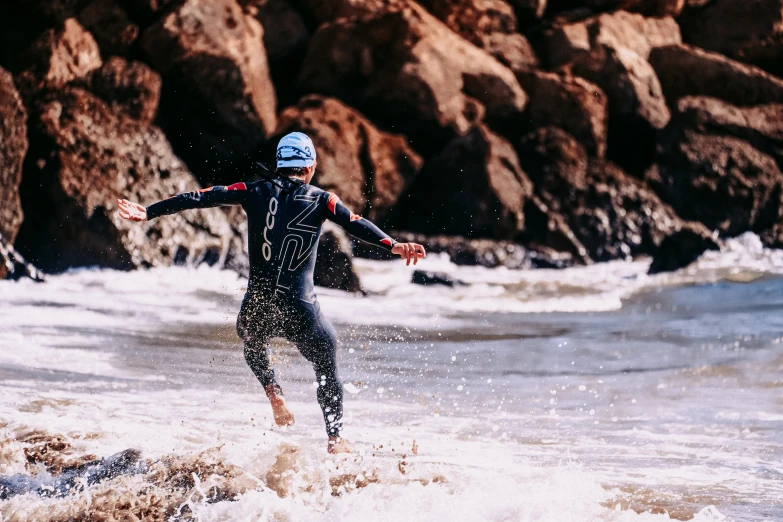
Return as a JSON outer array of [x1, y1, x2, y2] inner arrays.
[[0, 234, 782, 521]]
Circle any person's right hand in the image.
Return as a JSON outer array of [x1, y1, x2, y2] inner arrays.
[[392, 242, 426, 266], [117, 199, 148, 222]]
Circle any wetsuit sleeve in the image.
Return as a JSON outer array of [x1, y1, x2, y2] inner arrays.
[[146, 182, 249, 220], [323, 193, 397, 252]]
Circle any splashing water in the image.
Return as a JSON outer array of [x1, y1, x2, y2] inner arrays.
[[1, 233, 782, 521]]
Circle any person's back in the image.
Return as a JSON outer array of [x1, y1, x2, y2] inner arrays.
[[118, 132, 425, 453]]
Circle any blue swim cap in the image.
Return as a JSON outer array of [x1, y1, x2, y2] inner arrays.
[[276, 132, 317, 168]]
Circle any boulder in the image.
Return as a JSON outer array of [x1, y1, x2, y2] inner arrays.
[[314, 222, 364, 293], [298, 2, 528, 147], [412, 270, 467, 287], [680, 0, 783, 75], [15, 18, 102, 97], [520, 195, 592, 263], [419, 0, 539, 73], [276, 95, 423, 221], [574, 159, 685, 261], [646, 130, 783, 236], [569, 44, 670, 173], [519, 127, 693, 261], [89, 57, 161, 124], [15, 87, 242, 273], [517, 70, 608, 157], [77, 0, 139, 57], [671, 96, 783, 167], [545, 10, 681, 68], [648, 223, 720, 274], [0, 68, 28, 245], [141, 0, 277, 183], [389, 124, 533, 239], [649, 44, 783, 107]]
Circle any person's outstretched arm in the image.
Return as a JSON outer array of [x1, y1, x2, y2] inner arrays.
[[117, 182, 249, 222], [324, 193, 426, 265]]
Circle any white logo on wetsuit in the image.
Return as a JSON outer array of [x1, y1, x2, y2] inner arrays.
[[262, 197, 278, 261]]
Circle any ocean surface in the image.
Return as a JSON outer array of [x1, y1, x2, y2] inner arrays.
[[0, 233, 782, 521]]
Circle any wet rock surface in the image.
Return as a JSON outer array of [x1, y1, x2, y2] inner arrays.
[[297, 1, 528, 148], [646, 99, 783, 237], [276, 95, 423, 221], [649, 44, 783, 107], [0, 68, 28, 245], [518, 127, 695, 262], [15, 87, 241, 273], [141, 0, 277, 183], [388, 125, 533, 239]]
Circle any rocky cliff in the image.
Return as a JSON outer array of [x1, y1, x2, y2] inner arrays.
[[2, 0, 781, 284]]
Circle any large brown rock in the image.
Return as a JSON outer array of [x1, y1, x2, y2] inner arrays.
[[141, 0, 277, 183], [680, 0, 783, 75], [651, 97, 783, 239], [671, 96, 783, 168], [389, 124, 533, 239], [519, 127, 699, 261], [0, 68, 28, 245], [420, 0, 539, 73], [15, 87, 241, 273], [15, 18, 102, 97], [89, 57, 161, 124], [77, 0, 139, 57], [276, 95, 423, 221], [649, 44, 783, 107], [517, 71, 608, 157], [569, 44, 670, 173], [545, 10, 681, 68], [646, 130, 783, 237], [298, 2, 528, 147]]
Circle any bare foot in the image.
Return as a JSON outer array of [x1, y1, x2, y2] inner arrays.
[[327, 437, 352, 454], [265, 385, 295, 427]]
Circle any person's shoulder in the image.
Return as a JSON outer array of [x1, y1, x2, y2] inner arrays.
[[301, 183, 331, 200]]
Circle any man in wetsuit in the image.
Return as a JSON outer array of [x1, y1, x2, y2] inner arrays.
[[117, 132, 426, 454]]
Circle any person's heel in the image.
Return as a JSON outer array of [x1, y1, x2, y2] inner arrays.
[[265, 385, 295, 427]]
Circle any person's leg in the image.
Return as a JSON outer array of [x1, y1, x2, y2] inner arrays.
[[237, 293, 294, 426], [282, 301, 348, 452]]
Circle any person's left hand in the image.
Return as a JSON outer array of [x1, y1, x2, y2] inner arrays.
[[392, 242, 426, 266], [117, 199, 148, 221]]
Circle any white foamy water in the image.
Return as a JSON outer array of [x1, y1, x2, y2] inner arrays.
[[1, 233, 782, 521]]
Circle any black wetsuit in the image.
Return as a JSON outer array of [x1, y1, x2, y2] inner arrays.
[[146, 175, 396, 437]]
